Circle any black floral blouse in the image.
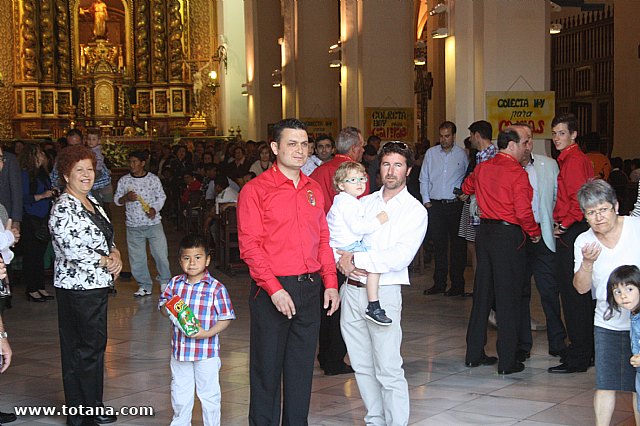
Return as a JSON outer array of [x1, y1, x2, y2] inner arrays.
[[49, 193, 115, 290]]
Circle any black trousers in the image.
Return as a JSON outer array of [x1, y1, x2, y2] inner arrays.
[[556, 221, 594, 369], [317, 272, 347, 372], [466, 223, 527, 371], [519, 239, 567, 353], [56, 287, 109, 426], [429, 201, 466, 291], [248, 275, 322, 426], [22, 215, 49, 293]]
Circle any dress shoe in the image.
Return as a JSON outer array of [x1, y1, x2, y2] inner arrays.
[[324, 363, 354, 376], [95, 413, 117, 424], [498, 362, 525, 375], [26, 292, 46, 302], [423, 286, 444, 295], [549, 348, 567, 363], [516, 349, 531, 363], [0, 411, 17, 423], [465, 354, 498, 367], [547, 363, 587, 374], [444, 288, 464, 297], [37, 290, 55, 300]]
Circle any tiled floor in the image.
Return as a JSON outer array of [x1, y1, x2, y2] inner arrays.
[[2, 206, 637, 425]]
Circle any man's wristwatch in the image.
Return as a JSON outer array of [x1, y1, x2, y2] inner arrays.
[[0, 331, 8, 339]]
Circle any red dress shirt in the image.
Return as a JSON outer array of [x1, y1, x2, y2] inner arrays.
[[462, 152, 540, 238], [554, 143, 594, 228], [310, 154, 370, 214], [181, 179, 202, 204], [237, 164, 338, 296]]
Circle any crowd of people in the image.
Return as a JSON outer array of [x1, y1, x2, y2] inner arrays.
[[0, 113, 639, 425]]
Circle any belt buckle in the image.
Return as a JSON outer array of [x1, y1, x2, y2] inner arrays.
[[297, 273, 313, 282]]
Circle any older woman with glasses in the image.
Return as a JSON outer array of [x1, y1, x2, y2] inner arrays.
[[573, 179, 640, 425]]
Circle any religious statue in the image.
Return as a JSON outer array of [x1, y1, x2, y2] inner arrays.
[[192, 69, 203, 111], [80, 0, 109, 40]]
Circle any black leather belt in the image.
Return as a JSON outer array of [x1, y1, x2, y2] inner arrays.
[[431, 199, 459, 204], [346, 278, 366, 288], [480, 218, 515, 226], [296, 273, 315, 282]]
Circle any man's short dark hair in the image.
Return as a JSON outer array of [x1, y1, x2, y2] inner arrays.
[[551, 112, 578, 134], [379, 141, 414, 167], [367, 135, 381, 145], [468, 121, 492, 140], [66, 128, 83, 140], [272, 118, 307, 144], [439, 121, 457, 135], [179, 233, 210, 256], [204, 163, 218, 172], [497, 129, 520, 150], [315, 134, 335, 148], [129, 150, 148, 162], [214, 175, 229, 189]]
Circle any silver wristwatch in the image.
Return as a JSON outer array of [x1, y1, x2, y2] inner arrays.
[[0, 331, 8, 339]]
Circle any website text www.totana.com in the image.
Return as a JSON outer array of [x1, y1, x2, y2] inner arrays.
[[14, 404, 154, 418]]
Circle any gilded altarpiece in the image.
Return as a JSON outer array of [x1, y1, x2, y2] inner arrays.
[[7, 0, 203, 138]]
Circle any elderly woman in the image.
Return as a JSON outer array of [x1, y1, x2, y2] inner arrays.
[[573, 179, 640, 425], [49, 145, 122, 426]]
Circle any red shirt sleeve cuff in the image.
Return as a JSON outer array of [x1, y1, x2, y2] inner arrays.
[[261, 278, 284, 296]]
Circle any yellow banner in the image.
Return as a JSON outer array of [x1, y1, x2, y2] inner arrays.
[[485, 91, 555, 139], [365, 107, 414, 142], [301, 118, 338, 141]]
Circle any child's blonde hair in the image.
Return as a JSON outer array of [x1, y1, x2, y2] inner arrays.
[[332, 161, 366, 193]]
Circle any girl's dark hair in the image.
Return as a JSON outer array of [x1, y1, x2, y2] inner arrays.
[[604, 265, 640, 320]]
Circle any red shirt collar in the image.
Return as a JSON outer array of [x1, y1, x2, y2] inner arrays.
[[270, 162, 311, 188]]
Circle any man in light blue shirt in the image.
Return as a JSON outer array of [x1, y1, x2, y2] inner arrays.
[[420, 121, 469, 296]]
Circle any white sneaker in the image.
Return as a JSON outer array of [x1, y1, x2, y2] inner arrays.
[[133, 288, 152, 297], [488, 310, 498, 328]]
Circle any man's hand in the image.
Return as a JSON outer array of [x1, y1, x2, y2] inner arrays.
[[631, 354, 640, 368], [0, 338, 11, 373], [324, 288, 340, 316], [424, 202, 432, 209], [336, 250, 367, 278], [146, 207, 157, 219], [530, 235, 541, 244], [126, 191, 138, 202], [553, 222, 566, 237], [192, 325, 214, 339], [271, 289, 296, 319], [457, 193, 469, 202]]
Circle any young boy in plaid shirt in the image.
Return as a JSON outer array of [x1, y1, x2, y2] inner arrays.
[[159, 234, 235, 426]]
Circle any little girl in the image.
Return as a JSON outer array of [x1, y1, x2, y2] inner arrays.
[[605, 264, 640, 410], [327, 161, 391, 325]]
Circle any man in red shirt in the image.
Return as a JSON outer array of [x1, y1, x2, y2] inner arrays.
[[310, 126, 367, 214], [238, 118, 340, 425], [463, 128, 541, 375], [548, 113, 595, 374], [310, 126, 367, 376]]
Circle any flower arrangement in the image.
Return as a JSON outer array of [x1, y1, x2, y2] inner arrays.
[[101, 137, 131, 168]]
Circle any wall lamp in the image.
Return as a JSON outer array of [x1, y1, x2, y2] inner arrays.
[[431, 27, 449, 39], [206, 70, 219, 95], [549, 23, 563, 34], [241, 83, 252, 96], [429, 2, 447, 16], [271, 69, 282, 88], [328, 41, 341, 54], [329, 59, 342, 68]]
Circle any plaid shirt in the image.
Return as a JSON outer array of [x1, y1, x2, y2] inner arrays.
[[159, 270, 235, 361]]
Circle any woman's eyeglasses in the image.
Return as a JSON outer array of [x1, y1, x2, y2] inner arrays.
[[343, 176, 369, 184], [584, 206, 615, 218]]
